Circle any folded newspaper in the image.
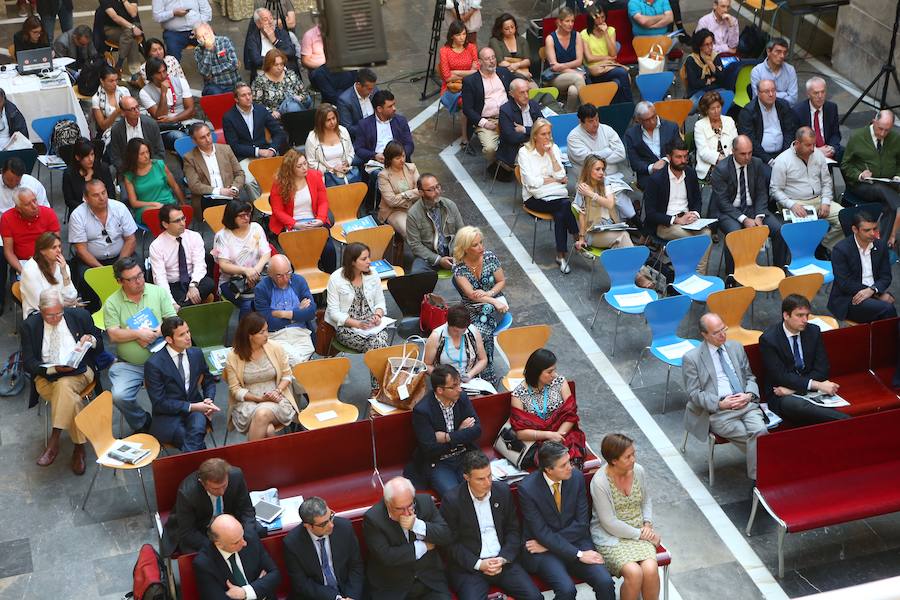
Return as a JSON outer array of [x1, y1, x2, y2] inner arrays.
[[41, 340, 90, 369], [490, 458, 528, 482], [104, 440, 151, 465]]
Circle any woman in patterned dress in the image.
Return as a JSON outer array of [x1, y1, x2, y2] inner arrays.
[[510, 348, 586, 466], [590, 433, 661, 600], [452, 226, 507, 383], [252, 48, 312, 119]]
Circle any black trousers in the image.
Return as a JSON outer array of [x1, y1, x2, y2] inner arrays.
[[845, 297, 897, 323], [71, 254, 119, 314], [167, 276, 215, 306], [774, 394, 851, 426], [848, 182, 900, 239], [449, 562, 543, 600]]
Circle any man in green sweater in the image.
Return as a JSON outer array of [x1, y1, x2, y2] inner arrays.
[[842, 109, 900, 244]]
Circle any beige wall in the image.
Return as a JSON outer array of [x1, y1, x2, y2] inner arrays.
[[832, 0, 900, 108]]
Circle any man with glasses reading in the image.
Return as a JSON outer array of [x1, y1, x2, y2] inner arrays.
[[682, 312, 767, 481], [407, 174, 464, 274], [253, 254, 316, 366], [364, 476, 452, 600], [283, 496, 365, 600], [148, 204, 213, 308]]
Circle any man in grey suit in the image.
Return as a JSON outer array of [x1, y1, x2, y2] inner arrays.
[[107, 96, 166, 173], [682, 312, 767, 480]]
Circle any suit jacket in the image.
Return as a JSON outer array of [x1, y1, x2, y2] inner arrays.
[[243, 24, 298, 80], [363, 494, 451, 600], [144, 345, 216, 420], [183, 144, 246, 205], [283, 517, 364, 600], [337, 84, 379, 139], [21, 307, 104, 408], [193, 534, 281, 600], [827, 235, 893, 320], [269, 170, 330, 234], [710, 156, 773, 222], [353, 113, 414, 163], [2, 100, 28, 141], [737, 98, 797, 164], [841, 126, 900, 184], [410, 390, 481, 474], [497, 99, 543, 166], [681, 340, 761, 440], [623, 119, 681, 188], [642, 165, 703, 230], [108, 116, 166, 172], [440, 481, 521, 572], [461, 67, 515, 139], [222, 104, 288, 162], [517, 468, 593, 561], [160, 466, 257, 557], [791, 99, 842, 153], [758, 322, 829, 411]]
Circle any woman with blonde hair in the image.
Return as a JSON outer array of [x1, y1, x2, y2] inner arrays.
[[543, 7, 586, 111], [305, 103, 359, 187], [452, 226, 507, 381]]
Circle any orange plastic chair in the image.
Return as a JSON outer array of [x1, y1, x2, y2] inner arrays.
[[328, 182, 368, 244], [706, 287, 763, 345], [726, 226, 786, 293], [278, 228, 331, 294], [247, 156, 284, 195], [294, 358, 358, 430], [778, 274, 839, 331], [632, 35, 673, 59], [497, 325, 552, 391], [653, 99, 694, 131], [578, 82, 619, 107], [346, 224, 405, 285], [203, 205, 226, 233]]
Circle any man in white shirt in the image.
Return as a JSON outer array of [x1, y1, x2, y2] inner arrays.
[[152, 0, 211, 60], [682, 312, 767, 480], [182, 122, 247, 214], [337, 68, 378, 139], [139, 57, 200, 150], [0, 157, 49, 213], [148, 205, 214, 307]]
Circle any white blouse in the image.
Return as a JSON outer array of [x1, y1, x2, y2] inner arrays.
[[20, 258, 78, 317], [292, 186, 313, 221], [517, 144, 569, 201]]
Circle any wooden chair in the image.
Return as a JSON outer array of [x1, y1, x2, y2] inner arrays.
[[726, 226, 785, 293], [653, 99, 694, 131], [74, 391, 160, 519], [7, 44, 14, 62], [578, 82, 619, 107], [247, 156, 284, 194], [346, 224, 405, 285], [743, 0, 779, 28], [294, 358, 358, 429], [278, 229, 331, 294], [706, 287, 763, 345], [202, 205, 226, 234], [511, 166, 553, 262], [631, 35, 673, 60], [10, 280, 23, 332], [497, 325, 552, 391], [364, 344, 420, 415], [778, 274, 840, 331], [328, 182, 368, 244], [254, 194, 272, 215]]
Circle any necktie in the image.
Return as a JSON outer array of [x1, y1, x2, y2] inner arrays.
[[47, 325, 61, 364], [177, 352, 188, 392], [738, 166, 748, 207], [717, 347, 743, 395], [228, 553, 248, 586], [177, 236, 190, 284], [318, 537, 338, 589], [877, 139, 883, 153], [214, 495, 223, 515], [813, 110, 825, 147], [552, 482, 562, 512], [791, 335, 805, 370]]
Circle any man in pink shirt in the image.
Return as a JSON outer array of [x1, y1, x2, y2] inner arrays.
[[148, 204, 214, 308], [696, 0, 739, 54], [300, 22, 358, 105], [461, 47, 516, 167]]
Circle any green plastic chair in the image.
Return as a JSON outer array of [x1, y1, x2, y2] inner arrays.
[[84, 265, 120, 329], [570, 204, 606, 290], [528, 87, 559, 100], [437, 269, 453, 280], [733, 65, 754, 108], [178, 301, 235, 372]]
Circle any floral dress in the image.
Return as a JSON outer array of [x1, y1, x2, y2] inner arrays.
[[452, 250, 505, 382], [251, 70, 312, 115], [335, 284, 391, 353], [597, 471, 657, 576]]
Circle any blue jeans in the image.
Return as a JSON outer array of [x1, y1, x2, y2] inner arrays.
[[220, 282, 255, 319], [308, 65, 357, 105], [591, 67, 633, 103], [324, 167, 361, 187], [429, 456, 465, 498], [160, 128, 189, 150], [109, 361, 150, 430], [163, 29, 193, 61], [203, 82, 234, 96]]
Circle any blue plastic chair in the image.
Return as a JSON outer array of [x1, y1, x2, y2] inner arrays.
[[629, 294, 700, 412], [690, 89, 735, 115], [636, 72, 675, 103], [598, 102, 636, 140], [592, 246, 658, 356], [31, 113, 77, 180], [781, 220, 834, 283], [547, 113, 580, 158], [174, 136, 197, 158], [667, 236, 724, 301], [491, 311, 514, 371]]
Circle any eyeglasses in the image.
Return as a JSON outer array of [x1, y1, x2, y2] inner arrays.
[[119, 271, 145, 283], [309, 511, 336, 529], [423, 184, 442, 192], [43, 310, 64, 318], [100, 228, 113, 244], [438, 382, 462, 390], [167, 216, 186, 224], [237, 211, 252, 219], [272, 270, 293, 279]]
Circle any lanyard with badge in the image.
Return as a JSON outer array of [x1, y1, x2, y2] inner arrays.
[[530, 385, 549, 420]]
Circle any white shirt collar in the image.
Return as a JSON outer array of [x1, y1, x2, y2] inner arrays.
[[468, 485, 491, 504], [782, 322, 800, 340], [854, 235, 873, 254]]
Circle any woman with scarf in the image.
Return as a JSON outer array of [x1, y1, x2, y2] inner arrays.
[[684, 29, 725, 99]]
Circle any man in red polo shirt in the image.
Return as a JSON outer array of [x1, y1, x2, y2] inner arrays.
[[1, 187, 61, 275]]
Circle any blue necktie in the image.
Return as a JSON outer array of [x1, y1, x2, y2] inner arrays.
[[791, 335, 805, 370], [717, 347, 743, 395], [215, 496, 223, 516], [318, 537, 338, 589]]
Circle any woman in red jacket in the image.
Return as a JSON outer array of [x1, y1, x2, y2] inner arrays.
[[270, 148, 337, 272]]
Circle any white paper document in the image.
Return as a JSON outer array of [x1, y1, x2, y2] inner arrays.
[[461, 378, 497, 395], [676, 275, 713, 295], [807, 317, 834, 332], [656, 339, 696, 360], [506, 377, 524, 390], [350, 317, 396, 337], [681, 218, 717, 231], [315, 410, 338, 422], [279, 495, 304, 527], [614, 290, 653, 307], [790, 263, 830, 276], [368, 397, 397, 414], [801, 392, 849, 407]]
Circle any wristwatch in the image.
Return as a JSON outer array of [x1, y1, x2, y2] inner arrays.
[[189, 281, 198, 288], [576, 551, 584, 559]]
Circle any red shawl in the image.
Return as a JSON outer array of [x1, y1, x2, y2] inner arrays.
[[510, 395, 587, 465]]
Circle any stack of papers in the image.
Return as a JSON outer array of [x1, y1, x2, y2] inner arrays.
[[490, 458, 528, 482], [807, 317, 834, 332], [368, 397, 398, 414], [99, 440, 150, 466], [801, 392, 849, 407], [461, 378, 497, 395], [681, 218, 717, 231], [350, 316, 396, 337], [782, 207, 817, 223], [676, 275, 713, 295], [656, 339, 696, 360], [613, 290, 653, 308], [790, 263, 830, 276], [206, 348, 230, 375]]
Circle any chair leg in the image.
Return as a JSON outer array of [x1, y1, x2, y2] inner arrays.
[[777, 523, 787, 578], [628, 348, 647, 386], [44, 401, 49, 447], [680, 430, 689, 453], [611, 311, 622, 356], [708, 434, 716, 486], [137, 467, 154, 526], [590, 298, 604, 329], [662, 564, 669, 600], [510, 204, 521, 236], [489, 163, 501, 194], [81, 465, 102, 510], [662, 365, 671, 413], [433, 103, 440, 131], [531, 218, 538, 263], [746, 488, 760, 535]]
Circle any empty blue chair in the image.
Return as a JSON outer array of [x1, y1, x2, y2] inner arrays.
[[636, 72, 675, 103], [548, 113, 580, 159], [592, 246, 658, 355], [667, 236, 724, 301], [691, 89, 735, 115], [174, 136, 197, 158], [781, 220, 834, 283], [598, 102, 636, 140], [629, 294, 700, 412]]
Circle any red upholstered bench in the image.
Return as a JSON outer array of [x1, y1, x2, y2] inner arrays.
[[870, 316, 899, 390], [746, 410, 900, 578], [823, 325, 900, 416]]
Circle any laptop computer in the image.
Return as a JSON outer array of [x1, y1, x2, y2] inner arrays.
[[17, 47, 52, 76]]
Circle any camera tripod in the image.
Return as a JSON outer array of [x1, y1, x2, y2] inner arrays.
[[417, 0, 460, 101]]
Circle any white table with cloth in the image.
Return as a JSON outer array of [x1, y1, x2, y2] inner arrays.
[[0, 69, 90, 143]]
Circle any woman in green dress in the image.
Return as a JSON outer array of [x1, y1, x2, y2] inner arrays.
[[589, 433, 661, 600], [122, 138, 184, 226]]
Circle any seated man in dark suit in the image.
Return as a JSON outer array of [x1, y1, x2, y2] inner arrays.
[[363, 476, 453, 600], [283, 496, 365, 600], [623, 100, 680, 189], [827, 210, 897, 323], [409, 364, 481, 497], [759, 294, 850, 425], [643, 138, 712, 274], [337, 68, 378, 139], [160, 458, 262, 557], [194, 514, 281, 600], [144, 316, 219, 453], [461, 47, 514, 166], [440, 450, 543, 600], [353, 90, 415, 174], [243, 7, 299, 81], [518, 442, 615, 600], [222, 82, 288, 197], [497, 78, 542, 168], [711, 134, 785, 275], [791, 76, 842, 161], [737, 79, 796, 170], [0, 89, 29, 149]]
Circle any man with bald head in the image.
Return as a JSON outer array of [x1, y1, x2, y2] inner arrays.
[[497, 78, 542, 167], [363, 476, 452, 600], [194, 514, 281, 600], [193, 22, 240, 96], [842, 110, 900, 244], [738, 79, 796, 170], [107, 95, 165, 173], [462, 47, 515, 167], [682, 312, 767, 480], [1, 187, 60, 277], [253, 254, 317, 365]]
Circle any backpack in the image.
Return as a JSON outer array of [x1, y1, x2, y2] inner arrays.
[[738, 24, 769, 59], [124, 544, 170, 600], [50, 119, 81, 154], [75, 58, 105, 97]]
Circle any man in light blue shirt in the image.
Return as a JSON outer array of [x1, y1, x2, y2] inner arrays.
[[152, 0, 212, 61], [628, 0, 673, 36], [750, 38, 798, 105]]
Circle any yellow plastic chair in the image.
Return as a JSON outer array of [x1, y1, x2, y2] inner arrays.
[[578, 82, 619, 107], [254, 193, 272, 215], [84, 265, 120, 329], [364, 344, 420, 415], [706, 287, 763, 345], [744, 0, 779, 28], [247, 156, 284, 194], [278, 229, 331, 294], [511, 166, 553, 262], [733, 64, 754, 108], [74, 391, 160, 518], [497, 325, 552, 391], [632, 35, 674, 59], [528, 87, 559, 100], [346, 224, 405, 286], [328, 182, 368, 244], [203, 205, 226, 234], [294, 358, 358, 429], [726, 226, 785, 293], [653, 99, 694, 131], [778, 274, 839, 331]]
